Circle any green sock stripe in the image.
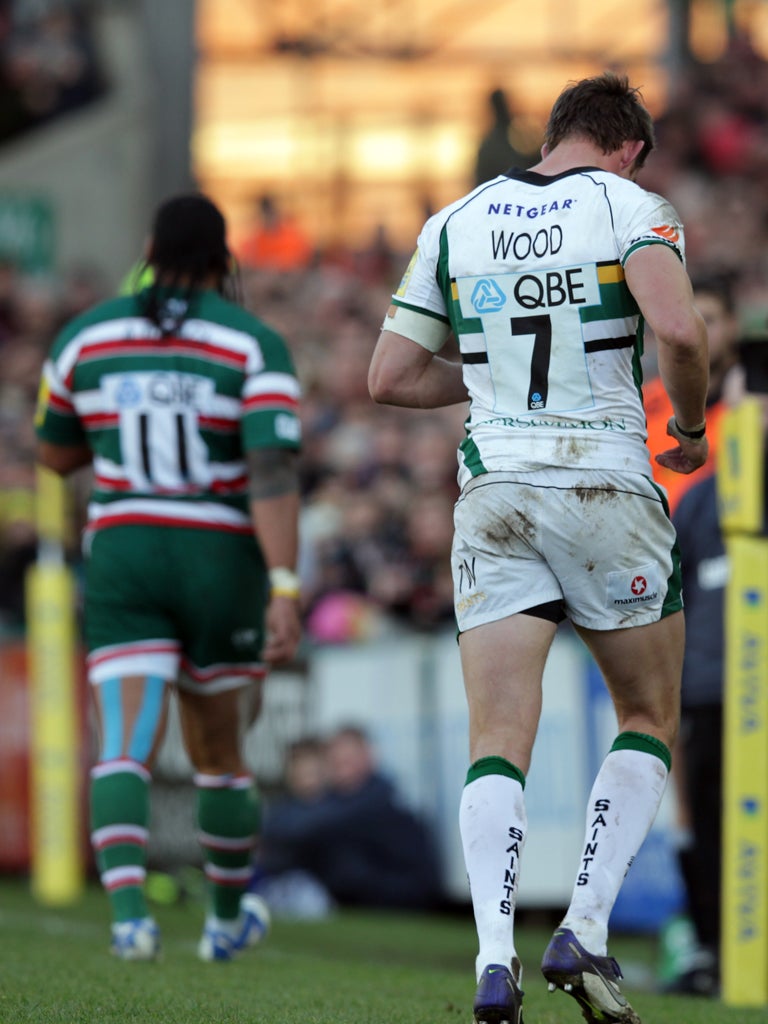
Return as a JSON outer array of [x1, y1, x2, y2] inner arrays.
[[90, 772, 150, 832], [197, 785, 260, 842], [197, 784, 259, 920], [90, 771, 150, 923], [611, 731, 672, 771], [208, 849, 253, 870], [465, 756, 526, 790], [111, 888, 147, 923], [97, 844, 147, 874]]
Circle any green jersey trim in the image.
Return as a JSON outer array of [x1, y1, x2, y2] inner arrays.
[[459, 435, 487, 477], [390, 298, 449, 324], [621, 238, 683, 265]]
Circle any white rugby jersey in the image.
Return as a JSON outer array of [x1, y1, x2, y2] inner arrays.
[[388, 167, 685, 487]]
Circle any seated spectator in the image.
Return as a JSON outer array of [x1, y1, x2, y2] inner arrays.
[[253, 724, 444, 914], [250, 737, 336, 919]]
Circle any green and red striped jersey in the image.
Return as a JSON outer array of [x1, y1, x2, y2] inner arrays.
[[35, 287, 301, 534]]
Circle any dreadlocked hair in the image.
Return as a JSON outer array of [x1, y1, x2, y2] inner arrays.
[[140, 192, 239, 336]]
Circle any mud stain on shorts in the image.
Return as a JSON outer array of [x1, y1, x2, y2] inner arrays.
[[573, 483, 619, 504]]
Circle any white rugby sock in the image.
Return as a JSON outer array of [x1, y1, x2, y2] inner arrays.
[[459, 759, 527, 980], [561, 739, 669, 954]]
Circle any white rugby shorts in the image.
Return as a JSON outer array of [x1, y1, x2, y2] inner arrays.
[[451, 468, 682, 633]]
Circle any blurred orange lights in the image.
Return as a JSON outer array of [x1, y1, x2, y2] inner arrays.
[[193, 0, 768, 250]]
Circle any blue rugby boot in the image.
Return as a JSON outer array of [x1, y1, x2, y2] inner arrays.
[[110, 916, 161, 961], [473, 958, 524, 1024], [541, 928, 641, 1023], [198, 892, 271, 962]]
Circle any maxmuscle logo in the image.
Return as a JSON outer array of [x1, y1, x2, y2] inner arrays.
[[607, 565, 659, 608]]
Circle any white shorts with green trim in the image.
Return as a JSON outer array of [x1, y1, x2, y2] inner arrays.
[[451, 468, 681, 633]]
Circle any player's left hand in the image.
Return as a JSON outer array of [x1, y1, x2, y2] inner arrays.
[[262, 595, 302, 665], [655, 417, 709, 474]]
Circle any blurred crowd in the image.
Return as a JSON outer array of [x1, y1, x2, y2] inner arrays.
[[641, 32, 768, 335], [0, 0, 104, 144], [2, 34, 768, 642]]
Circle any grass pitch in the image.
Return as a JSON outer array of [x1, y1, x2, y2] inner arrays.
[[0, 878, 763, 1023]]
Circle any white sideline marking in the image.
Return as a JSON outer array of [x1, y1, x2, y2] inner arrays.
[[0, 908, 101, 938]]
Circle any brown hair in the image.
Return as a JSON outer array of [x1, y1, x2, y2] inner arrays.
[[543, 72, 655, 169]]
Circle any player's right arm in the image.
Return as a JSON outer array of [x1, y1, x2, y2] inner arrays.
[[37, 440, 92, 475], [34, 355, 93, 475], [624, 244, 709, 474], [368, 326, 467, 409], [370, 207, 471, 410], [247, 448, 301, 667], [241, 324, 303, 666]]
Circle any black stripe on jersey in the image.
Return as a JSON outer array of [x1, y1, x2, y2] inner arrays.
[[584, 336, 634, 353], [139, 413, 151, 478], [463, 336, 633, 360], [176, 413, 189, 480]]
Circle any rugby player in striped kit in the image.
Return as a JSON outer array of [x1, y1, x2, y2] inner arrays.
[[35, 193, 302, 961]]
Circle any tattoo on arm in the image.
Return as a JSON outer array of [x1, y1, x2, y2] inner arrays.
[[247, 448, 300, 500]]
